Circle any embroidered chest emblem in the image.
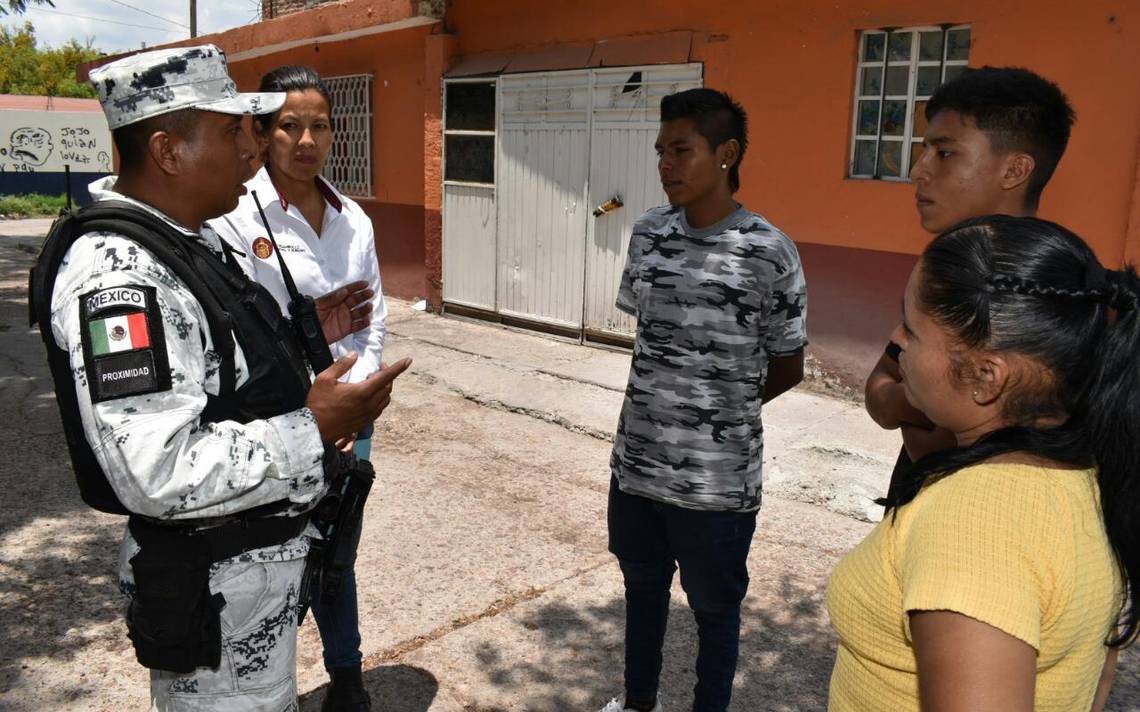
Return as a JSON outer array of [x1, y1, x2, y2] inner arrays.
[[253, 236, 274, 260]]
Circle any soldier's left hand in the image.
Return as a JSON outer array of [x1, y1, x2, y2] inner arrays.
[[316, 280, 374, 343]]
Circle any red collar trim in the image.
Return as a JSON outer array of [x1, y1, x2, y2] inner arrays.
[[268, 172, 290, 211], [265, 174, 342, 214], [315, 177, 343, 213]]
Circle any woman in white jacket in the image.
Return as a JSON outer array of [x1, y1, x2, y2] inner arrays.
[[214, 65, 385, 712]]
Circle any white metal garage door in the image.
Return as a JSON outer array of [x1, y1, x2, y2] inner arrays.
[[584, 64, 703, 337], [442, 63, 703, 337], [497, 70, 592, 327]]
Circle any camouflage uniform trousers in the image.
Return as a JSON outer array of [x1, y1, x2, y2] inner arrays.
[[120, 533, 309, 712]]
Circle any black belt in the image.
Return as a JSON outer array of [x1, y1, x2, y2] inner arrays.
[[129, 511, 310, 564]]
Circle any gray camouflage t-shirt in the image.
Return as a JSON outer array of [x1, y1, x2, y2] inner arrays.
[[610, 204, 808, 511]]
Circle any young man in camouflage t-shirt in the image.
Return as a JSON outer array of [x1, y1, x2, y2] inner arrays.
[[600, 89, 808, 712]]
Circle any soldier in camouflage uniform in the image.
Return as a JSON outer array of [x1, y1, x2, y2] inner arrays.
[[45, 46, 409, 710], [599, 89, 808, 712]]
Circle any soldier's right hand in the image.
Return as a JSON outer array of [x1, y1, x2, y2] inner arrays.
[[306, 353, 413, 444]]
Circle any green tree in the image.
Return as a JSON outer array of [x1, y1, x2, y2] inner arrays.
[[0, 22, 101, 98], [1, 0, 55, 16]]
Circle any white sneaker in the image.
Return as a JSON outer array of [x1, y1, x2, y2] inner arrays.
[[596, 696, 662, 712]]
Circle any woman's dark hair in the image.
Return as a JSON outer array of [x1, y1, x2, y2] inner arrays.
[[254, 65, 334, 132], [883, 215, 1140, 646], [660, 88, 748, 193]]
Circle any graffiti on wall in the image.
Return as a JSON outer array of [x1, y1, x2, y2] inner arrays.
[[0, 111, 112, 174]]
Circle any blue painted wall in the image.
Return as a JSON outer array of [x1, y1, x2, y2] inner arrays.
[[0, 171, 108, 206]]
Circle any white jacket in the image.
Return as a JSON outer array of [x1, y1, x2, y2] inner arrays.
[[212, 167, 388, 384]]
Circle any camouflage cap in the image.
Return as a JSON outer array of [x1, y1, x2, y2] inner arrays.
[[89, 44, 285, 130]]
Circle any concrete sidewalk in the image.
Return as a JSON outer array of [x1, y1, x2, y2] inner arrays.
[[1, 218, 1136, 711], [384, 304, 901, 524]]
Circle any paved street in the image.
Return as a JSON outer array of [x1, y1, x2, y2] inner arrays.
[[1, 218, 1136, 711]]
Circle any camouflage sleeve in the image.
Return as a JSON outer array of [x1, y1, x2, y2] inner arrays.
[[615, 226, 641, 316], [50, 234, 326, 520], [762, 235, 808, 357]]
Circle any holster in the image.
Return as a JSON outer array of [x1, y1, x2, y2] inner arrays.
[[304, 448, 375, 608], [125, 512, 310, 673], [125, 518, 223, 674]]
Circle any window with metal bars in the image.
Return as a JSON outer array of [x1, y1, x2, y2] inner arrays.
[[849, 25, 970, 181], [322, 74, 373, 197]]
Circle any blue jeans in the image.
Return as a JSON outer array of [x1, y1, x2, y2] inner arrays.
[[311, 423, 373, 672], [607, 478, 757, 712]]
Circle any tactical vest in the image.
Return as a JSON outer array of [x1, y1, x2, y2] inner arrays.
[[28, 201, 314, 516]]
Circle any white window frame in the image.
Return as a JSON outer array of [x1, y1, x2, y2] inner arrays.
[[323, 73, 373, 197], [848, 24, 970, 181], [443, 78, 497, 189]]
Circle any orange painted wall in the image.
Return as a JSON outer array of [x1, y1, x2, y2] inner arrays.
[[447, 0, 1140, 268], [224, 24, 436, 299], [80, 0, 1139, 382]]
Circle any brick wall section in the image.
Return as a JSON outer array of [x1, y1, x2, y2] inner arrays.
[[261, 0, 440, 20], [260, 0, 336, 19], [423, 33, 458, 309]]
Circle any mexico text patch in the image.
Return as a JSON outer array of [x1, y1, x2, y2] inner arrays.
[[80, 285, 171, 403]]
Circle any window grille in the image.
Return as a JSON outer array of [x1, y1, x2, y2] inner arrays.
[[849, 25, 970, 181], [323, 74, 373, 197]]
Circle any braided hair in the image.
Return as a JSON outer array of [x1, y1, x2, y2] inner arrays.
[[883, 214, 1140, 646]]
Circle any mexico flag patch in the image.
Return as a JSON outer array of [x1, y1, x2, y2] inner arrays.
[[80, 285, 171, 403], [89, 313, 151, 354]]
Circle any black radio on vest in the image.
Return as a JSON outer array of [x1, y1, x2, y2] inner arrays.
[[250, 189, 334, 374]]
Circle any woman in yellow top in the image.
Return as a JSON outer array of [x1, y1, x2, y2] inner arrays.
[[827, 215, 1140, 711]]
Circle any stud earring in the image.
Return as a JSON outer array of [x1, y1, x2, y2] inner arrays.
[[721, 163, 728, 169]]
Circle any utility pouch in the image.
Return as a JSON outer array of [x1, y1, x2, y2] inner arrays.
[[125, 517, 225, 674]]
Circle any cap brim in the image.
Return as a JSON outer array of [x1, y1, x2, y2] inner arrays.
[[198, 91, 286, 117]]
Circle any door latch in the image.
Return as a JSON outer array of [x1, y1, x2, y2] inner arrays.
[[593, 195, 624, 217]]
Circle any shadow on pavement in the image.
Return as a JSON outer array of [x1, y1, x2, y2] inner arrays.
[[1108, 647, 1140, 711], [0, 514, 128, 709], [299, 664, 439, 712], [467, 574, 836, 712], [0, 239, 97, 539], [0, 233, 132, 705], [466, 575, 1140, 712]]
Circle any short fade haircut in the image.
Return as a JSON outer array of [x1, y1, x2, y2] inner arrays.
[[926, 66, 1076, 209], [660, 88, 749, 193], [112, 108, 201, 171]]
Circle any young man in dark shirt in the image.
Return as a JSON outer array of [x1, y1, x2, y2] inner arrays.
[[864, 67, 1076, 498]]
